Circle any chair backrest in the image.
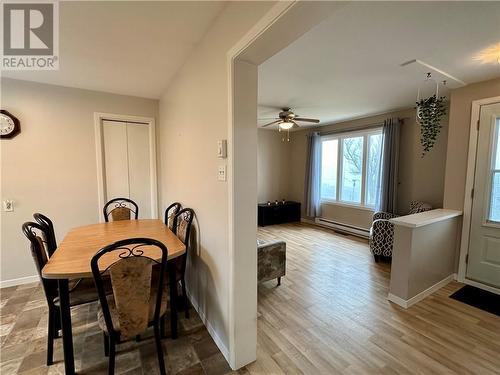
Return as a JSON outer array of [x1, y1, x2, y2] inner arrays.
[[33, 213, 57, 256], [91, 238, 168, 340], [408, 201, 432, 215], [164, 202, 182, 230], [173, 208, 194, 274], [103, 198, 139, 222], [22, 222, 58, 305]]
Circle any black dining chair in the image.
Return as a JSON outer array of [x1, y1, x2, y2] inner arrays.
[[33, 213, 57, 256], [172, 208, 194, 318], [164, 202, 182, 231], [103, 198, 139, 222], [22, 222, 102, 366], [91, 238, 169, 375]]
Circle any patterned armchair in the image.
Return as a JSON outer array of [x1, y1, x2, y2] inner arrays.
[[369, 201, 432, 261], [257, 239, 286, 286]]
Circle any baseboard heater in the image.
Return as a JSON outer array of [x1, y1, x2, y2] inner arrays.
[[313, 217, 370, 239]]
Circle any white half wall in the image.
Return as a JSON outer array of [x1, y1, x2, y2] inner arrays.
[[0, 78, 158, 286], [389, 209, 462, 306]]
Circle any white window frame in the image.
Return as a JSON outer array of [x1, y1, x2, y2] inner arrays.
[[320, 127, 383, 210]]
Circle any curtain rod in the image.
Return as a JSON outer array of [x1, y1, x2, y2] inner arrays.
[[312, 116, 411, 137]]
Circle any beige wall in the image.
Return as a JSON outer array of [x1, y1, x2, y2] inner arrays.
[[257, 129, 291, 203], [0, 78, 158, 285], [398, 108, 449, 212], [287, 108, 448, 230], [157, 1, 274, 362], [443, 78, 500, 210]]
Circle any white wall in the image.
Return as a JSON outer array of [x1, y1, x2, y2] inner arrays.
[[257, 129, 291, 203], [0, 78, 158, 286], [157, 1, 274, 365]]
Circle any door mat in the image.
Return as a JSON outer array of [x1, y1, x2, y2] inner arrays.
[[450, 285, 500, 317]]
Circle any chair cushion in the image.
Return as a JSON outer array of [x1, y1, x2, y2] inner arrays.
[[111, 207, 131, 221], [408, 201, 432, 214], [97, 286, 168, 338]]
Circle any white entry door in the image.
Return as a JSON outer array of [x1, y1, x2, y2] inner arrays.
[[102, 120, 153, 219], [468, 102, 500, 288]]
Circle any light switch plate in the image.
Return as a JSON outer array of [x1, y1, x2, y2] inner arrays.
[[218, 165, 226, 181], [217, 140, 227, 158]]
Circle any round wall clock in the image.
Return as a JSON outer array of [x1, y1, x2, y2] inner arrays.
[[0, 110, 21, 139]]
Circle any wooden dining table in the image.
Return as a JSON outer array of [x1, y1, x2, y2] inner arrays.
[[42, 219, 186, 375]]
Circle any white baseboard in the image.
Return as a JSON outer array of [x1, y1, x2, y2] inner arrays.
[[387, 293, 409, 308], [388, 273, 456, 308], [185, 289, 230, 366], [0, 275, 39, 289]]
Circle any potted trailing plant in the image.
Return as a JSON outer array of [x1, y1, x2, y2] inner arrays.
[[416, 94, 447, 157]]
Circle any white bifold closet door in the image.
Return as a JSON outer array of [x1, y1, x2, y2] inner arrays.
[[102, 120, 152, 219]]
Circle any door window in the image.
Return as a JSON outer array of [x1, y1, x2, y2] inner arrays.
[[488, 118, 500, 222]]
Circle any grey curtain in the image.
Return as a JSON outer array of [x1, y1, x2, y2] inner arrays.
[[304, 132, 321, 218], [377, 118, 401, 213]]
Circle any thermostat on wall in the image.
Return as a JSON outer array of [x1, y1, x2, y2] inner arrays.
[[217, 140, 227, 158]]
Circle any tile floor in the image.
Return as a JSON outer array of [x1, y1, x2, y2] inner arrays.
[[0, 282, 235, 375]]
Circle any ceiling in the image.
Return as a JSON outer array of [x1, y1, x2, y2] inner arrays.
[[258, 1, 500, 128], [2, 1, 226, 99]]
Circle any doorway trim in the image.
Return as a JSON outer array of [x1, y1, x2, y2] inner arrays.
[[94, 112, 158, 222], [458, 96, 500, 294], [226, 1, 348, 368], [226, 2, 295, 368]]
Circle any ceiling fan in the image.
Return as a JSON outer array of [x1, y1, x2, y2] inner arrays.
[[260, 108, 320, 130]]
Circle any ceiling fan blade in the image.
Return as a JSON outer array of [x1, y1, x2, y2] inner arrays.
[[294, 117, 320, 123], [258, 117, 279, 121], [261, 120, 282, 128], [292, 121, 300, 129]]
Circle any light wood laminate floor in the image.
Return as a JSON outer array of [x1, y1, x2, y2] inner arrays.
[[245, 223, 500, 375], [1, 223, 499, 374]]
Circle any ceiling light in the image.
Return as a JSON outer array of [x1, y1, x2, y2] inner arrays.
[[474, 43, 500, 65], [279, 121, 294, 130]]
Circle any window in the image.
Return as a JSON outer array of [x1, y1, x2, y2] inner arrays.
[[341, 136, 363, 203], [320, 139, 338, 200], [366, 133, 383, 206], [320, 128, 383, 208], [489, 118, 500, 222]]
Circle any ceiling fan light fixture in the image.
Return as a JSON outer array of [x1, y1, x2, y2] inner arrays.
[[279, 121, 294, 130]]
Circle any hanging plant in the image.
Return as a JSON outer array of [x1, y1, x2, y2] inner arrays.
[[415, 73, 447, 157], [416, 94, 446, 156]]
